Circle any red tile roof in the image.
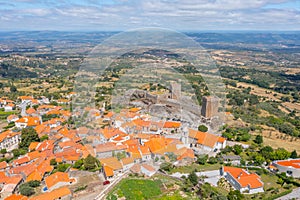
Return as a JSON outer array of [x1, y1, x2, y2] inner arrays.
[[189, 129, 225, 148], [4, 194, 28, 200], [0, 161, 8, 170], [163, 121, 181, 128], [276, 159, 300, 169], [0, 130, 21, 143], [29, 186, 71, 200], [45, 172, 74, 189], [223, 166, 263, 189]]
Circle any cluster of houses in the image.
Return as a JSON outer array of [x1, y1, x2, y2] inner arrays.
[[0, 93, 229, 199], [3, 93, 298, 199]]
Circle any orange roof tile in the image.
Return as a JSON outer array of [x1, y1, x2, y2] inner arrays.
[[276, 159, 300, 169], [45, 172, 74, 189], [144, 137, 168, 153], [95, 142, 127, 153], [16, 116, 40, 127], [13, 156, 30, 166], [130, 163, 141, 173], [4, 194, 28, 200], [223, 166, 263, 189], [189, 129, 225, 148], [103, 166, 114, 177], [19, 96, 34, 101], [100, 157, 123, 170], [9, 162, 36, 177], [7, 114, 19, 121], [27, 151, 41, 161], [57, 99, 70, 103], [0, 173, 23, 185], [36, 140, 55, 152], [126, 145, 142, 160], [26, 170, 43, 182], [0, 161, 8, 170], [121, 157, 134, 165], [26, 107, 36, 115], [129, 107, 141, 113], [0, 130, 21, 143], [101, 127, 125, 139], [76, 127, 89, 135], [29, 186, 71, 200], [29, 142, 40, 151], [177, 148, 195, 161], [36, 159, 53, 175], [123, 138, 139, 146], [6, 103, 15, 107], [218, 137, 226, 143], [139, 145, 151, 155], [163, 121, 181, 128], [141, 164, 156, 172], [104, 112, 114, 118], [133, 118, 151, 127]]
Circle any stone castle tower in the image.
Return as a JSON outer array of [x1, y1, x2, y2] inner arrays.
[[201, 96, 219, 119], [170, 82, 181, 100]]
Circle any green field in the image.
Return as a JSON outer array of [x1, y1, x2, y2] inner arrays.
[[0, 110, 18, 121], [170, 163, 222, 174], [107, 179, 162, 200]]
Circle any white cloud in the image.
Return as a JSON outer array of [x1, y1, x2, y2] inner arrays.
[[0, 0, 299, 30]]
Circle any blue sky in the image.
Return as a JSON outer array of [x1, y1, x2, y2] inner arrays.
[[0, 0, 299, 31]]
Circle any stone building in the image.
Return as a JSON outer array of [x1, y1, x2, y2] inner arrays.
[[170, 82, 181, 100], [201, 96, 219, 119]]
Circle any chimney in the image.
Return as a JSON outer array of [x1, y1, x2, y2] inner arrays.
[[237, 172, 243, 179]]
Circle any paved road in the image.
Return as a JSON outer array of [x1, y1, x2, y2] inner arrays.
[[94, 172, 129, 200], [276, 187, 300, 200]]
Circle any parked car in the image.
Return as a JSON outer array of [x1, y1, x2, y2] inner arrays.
[[103, 180, 110, 185]]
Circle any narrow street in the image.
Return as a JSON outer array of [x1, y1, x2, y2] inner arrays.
[[94, 172, 129, 200], [276, 187, 300, 200]]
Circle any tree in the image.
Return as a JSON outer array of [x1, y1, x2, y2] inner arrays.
[[208, 157, 218, 164], [221, 146, 233, 154], [277, 178, 284, 186], [236, 132, 251, 142], [12, 148, 27, 158], [19, 184, 35, 196], [83, 154, 99, 170], [197, 154, 208, 165], [260, 146, 274, 160], [233, 145, 243, 155], [28, 180, 40, 188], [10, 85, 17, 93], [254, 154, 265, 165], [160, 162, 173, 172], [271, 148, 291, 160], [279, 122, 294, 135], [198, 125, 208, 132], [227, 190, 244, 200], [73, 159, 83, 169], [19, 128, 40, 149], [0, 149, 7, 154], [165, 152, 177, 162], [291, 150, 298, 159], [57, 163, 70, 172], [40, 135, 49, 142], [254, 135, 263, 145], [188, 171, 198, 186], [50, 158, 57, 166]]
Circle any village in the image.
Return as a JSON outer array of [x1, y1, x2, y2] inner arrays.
[[0, 83, 300, 200]]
